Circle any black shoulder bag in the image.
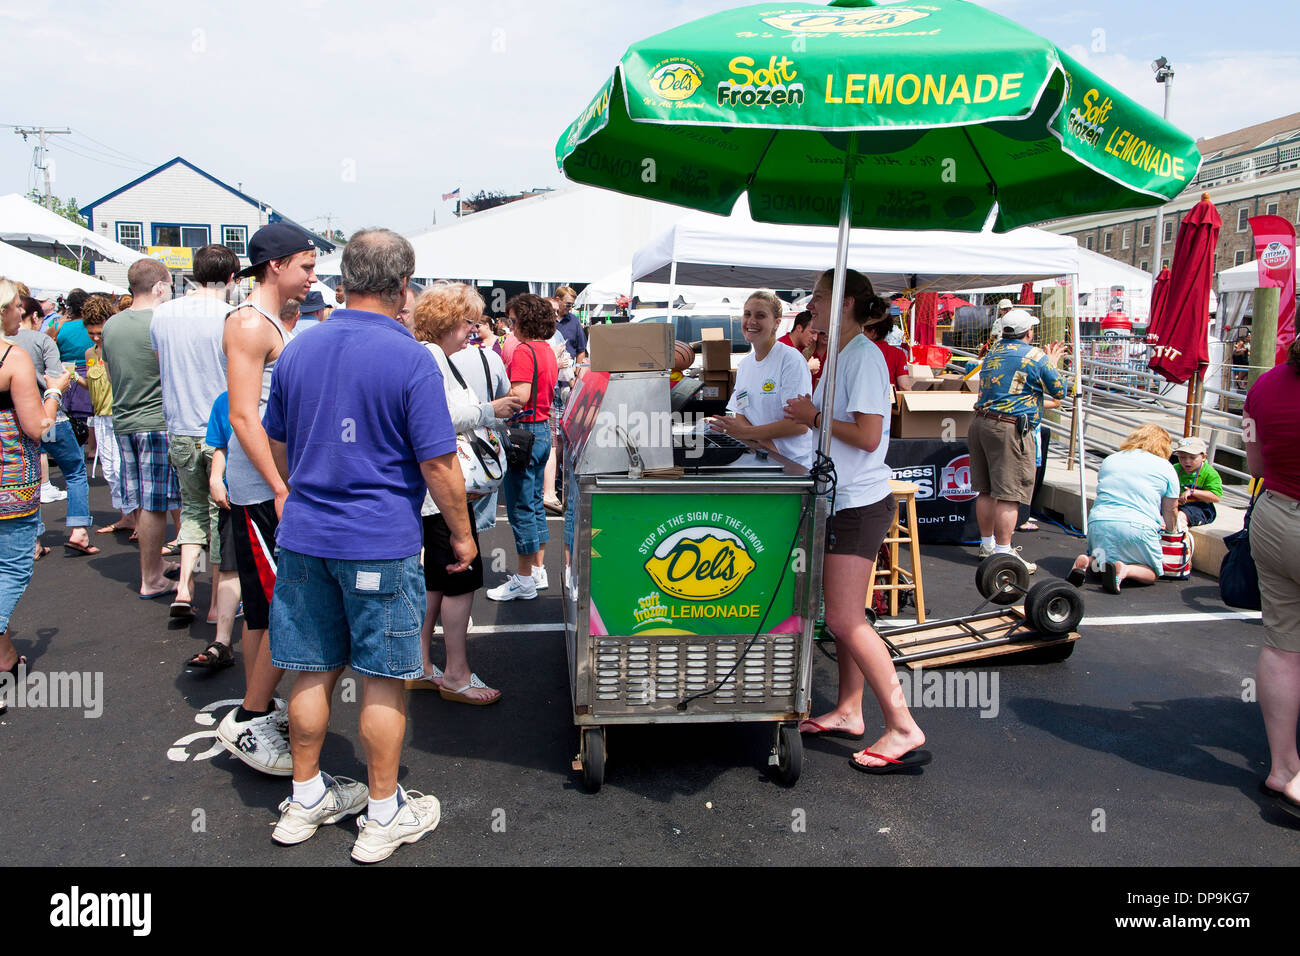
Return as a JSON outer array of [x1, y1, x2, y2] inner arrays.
[[1219, 488, 1261, 610], [504, 344, 538, 471]]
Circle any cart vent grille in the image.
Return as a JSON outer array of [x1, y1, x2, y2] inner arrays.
[[591, 636, 798, 714]]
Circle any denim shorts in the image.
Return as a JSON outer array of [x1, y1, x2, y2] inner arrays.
[[269, 549, 425, 679]]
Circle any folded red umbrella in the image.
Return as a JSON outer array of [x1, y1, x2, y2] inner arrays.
[[1149, 267, 1171, 327], [1019, 282, 1035, 306], [1147, 194, 1220, 385], [913, 291, 938, 349]]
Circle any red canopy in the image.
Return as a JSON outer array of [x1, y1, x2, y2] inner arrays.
[[1019, 282, 1035, 306], [937, 293, 971, 315], [914, 291, 938, 348], [1147, 194, 1220, 385]]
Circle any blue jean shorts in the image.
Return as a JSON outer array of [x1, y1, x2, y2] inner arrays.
[[269, 549, 425, 679]]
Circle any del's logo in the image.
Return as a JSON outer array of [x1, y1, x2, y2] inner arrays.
[[644, 527, 756, 601], [648, 58, 704, 102], [939, 454, 977, 502], [1261, 241, 1291, 270], [760, 9, 932, 33]]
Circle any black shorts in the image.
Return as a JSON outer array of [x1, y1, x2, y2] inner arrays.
[[825, 494, 896, 559], [217, 506, 238, 573], [423, 506, 483, 596], [230, 499, 279, 630]]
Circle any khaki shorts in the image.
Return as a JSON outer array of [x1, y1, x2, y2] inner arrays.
[[967, 415, 1035, 505], [1250, 490, 1300, 653], [167, 434, 221, 564]]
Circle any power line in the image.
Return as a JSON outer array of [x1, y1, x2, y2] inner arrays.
[[46, 139, 150, 173], [68, 128, 157, 168]]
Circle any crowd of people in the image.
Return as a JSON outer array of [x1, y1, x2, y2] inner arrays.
[[1, 221, 1296, 856]]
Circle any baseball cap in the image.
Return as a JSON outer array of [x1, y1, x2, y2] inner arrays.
[[1174, 437, 1207, 455], [997, 298, 1014, 311], [237, 223, 317, 278], [298, 291, 328, 315], [1000, 308, 1039, 335]]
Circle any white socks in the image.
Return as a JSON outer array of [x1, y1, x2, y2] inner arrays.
[[293, 772, 327, 807], [994, 543, 1013, 554], [368, 787, 403, 825], [981, 536, 995, 550]]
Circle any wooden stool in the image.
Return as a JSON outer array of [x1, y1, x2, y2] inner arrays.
[[865, 480, 926, 623]]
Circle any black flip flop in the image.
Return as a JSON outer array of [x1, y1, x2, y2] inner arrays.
[[849, 748, 933, 775], [187, 642, 234, 670], [800, 719, 865, 741], [1275, 790, 1300, 820], [1102, 563, 1121, 595], [63, 541, 100, 557], [1259, 779, 1284, 798], [163, 566, 181, 580], [1067, 568, 1086, 588], [169, 600, 194, 620]]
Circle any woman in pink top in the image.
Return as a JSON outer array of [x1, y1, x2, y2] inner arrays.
[[1244, 336, 1300, 818]]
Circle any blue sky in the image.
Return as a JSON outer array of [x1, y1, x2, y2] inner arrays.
[[2, 0, 1296, 237]]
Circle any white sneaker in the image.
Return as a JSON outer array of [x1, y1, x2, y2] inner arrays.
[[40, 483, 67, 503], [272, 774, 369, 846], [216, 701, 293, 776], [486, 574, 537, 602], [977, 542, 995, 559], [1007, 547, 1038, 575], [351, 790, 441, 863], [532, 565, 549, 590]]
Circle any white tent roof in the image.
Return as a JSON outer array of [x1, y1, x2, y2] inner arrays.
[[0, 239, 126, 295], [0, 193, 146, 265], [575, 263, 751, 310], [1218, 259, 1260, 294], [631, 204, 1080, 294], [314, 186, 693, 284]]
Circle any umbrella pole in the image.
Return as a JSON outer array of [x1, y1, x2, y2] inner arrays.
[[816, 143, 856, 459], [1070, 274, 1088, 535]]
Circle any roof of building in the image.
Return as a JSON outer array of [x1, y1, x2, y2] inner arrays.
[[79, 157, 334, 252], [1195, 112, 1300, 162]]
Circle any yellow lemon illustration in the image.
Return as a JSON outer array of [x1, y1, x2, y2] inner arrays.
[[649, 61, 704, 102], [644, 528, 756, 601]]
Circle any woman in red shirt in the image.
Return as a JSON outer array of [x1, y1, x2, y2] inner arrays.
[[862, 311, 910, 388], [487, 294, 559, 603]]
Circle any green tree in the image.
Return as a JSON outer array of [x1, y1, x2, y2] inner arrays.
[[24, 189, 91, 273]]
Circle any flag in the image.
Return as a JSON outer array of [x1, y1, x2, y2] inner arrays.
[[1249, 216, 1297, 366], [442, 187, 461, 202]]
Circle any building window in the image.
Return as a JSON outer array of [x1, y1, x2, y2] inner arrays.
[[1103, 232, 1112, 252], [1140, 260, 1149, 272], [1121, 229, 1130, 250], [153, 225, 210, 248], [1141, 225, 1151, 247], [222, 226, 248, 256], [1162, 258, 1170, 269], [1237, 208, 1249, 232], [1266, 201, 1279, 216], [1164, 220, 1174, 242], [116, 223, 142, 251], [1086, 235, 1095, 251], [1234, 251, 1247, 266]]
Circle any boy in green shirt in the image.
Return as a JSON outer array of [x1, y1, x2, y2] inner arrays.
[[1173, 436, 1221, 527]]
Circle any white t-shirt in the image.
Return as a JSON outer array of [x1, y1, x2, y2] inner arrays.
[[149, 293, 232, 437], [813, 334, 892, 512], [727, 340, 814, 467]]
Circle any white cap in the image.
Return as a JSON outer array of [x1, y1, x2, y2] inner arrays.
[[997, 298, 1014, 311], [1175, 436, 1207, 455], [1000, 308, 1039, 335]]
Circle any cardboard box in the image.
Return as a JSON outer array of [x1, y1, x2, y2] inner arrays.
[[590, 322, 673, 372], [702, 369, 731, 384], [697, 339, 731, 372], [933, 374, 978, 392], [698, 383, 728, 402], [891, 391, 977, 439]]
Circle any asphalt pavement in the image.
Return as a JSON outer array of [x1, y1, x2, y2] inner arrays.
[[2, 474, 1295, 867]]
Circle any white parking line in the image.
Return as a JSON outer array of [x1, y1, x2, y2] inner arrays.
[[1080, 610, 1261, 627]]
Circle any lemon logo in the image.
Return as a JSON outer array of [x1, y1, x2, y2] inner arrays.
[[762, 379, 776, 393], [644, 527, 756, 601], [649, 59, 704, 102], [761, 9, 931, 33]]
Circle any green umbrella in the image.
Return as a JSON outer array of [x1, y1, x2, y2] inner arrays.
[[556, 0, 1199, 492]]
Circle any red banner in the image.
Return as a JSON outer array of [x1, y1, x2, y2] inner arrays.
[[1249, 215, 1297, 366]]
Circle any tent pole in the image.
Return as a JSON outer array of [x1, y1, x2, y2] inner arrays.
[[668, 260, 677, 332], [1071, 273, 1088, 535], [817, 138, 855, 459]]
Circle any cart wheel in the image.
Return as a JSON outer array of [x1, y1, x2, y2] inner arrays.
[[772, 723, 802, 786], [580, 727, 605, 793], [975, 553, 1029, 605], [1024, 580, 1085, 636]]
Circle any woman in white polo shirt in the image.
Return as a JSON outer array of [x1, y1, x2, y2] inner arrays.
[[784, 268, 929, 776], [709, 291, 814, 467]]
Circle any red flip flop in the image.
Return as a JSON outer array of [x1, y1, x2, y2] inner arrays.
[[849, 748, 933, 775], [799, 719, 865, 741]]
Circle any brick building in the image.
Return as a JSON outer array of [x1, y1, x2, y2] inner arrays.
[[1044, 112, 1300, 275]]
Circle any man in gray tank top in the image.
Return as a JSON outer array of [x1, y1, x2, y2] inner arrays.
[[214, 223, 318, 777]]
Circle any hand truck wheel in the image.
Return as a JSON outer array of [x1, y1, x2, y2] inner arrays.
[[975, 553, 1030, 605], [1024, 579, 1085, 635]]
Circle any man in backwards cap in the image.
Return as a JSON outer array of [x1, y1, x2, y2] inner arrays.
[[214, 223, 317, 777], [968, 308, 1066, 573]]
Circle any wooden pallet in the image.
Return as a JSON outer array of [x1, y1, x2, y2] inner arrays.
[[882, 607, 1079, 669]]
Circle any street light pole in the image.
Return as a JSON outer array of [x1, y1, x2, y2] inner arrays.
[[1150, 58, 1174, 286]]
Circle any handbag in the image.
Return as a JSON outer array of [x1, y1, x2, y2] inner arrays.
[[1219, 490, 1261, 610], [68, 415, 89, 446], [504, 344, 539, 472], [1160, 528, 1193, 579], [445, 358, 506, 494]]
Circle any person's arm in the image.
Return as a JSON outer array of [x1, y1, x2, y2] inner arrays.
[[420, 453, 476, 572], [1161, 496, 1179, 534], [208, 448, 229, 509], [4, 349, 62, 439], [268, 438, 290, 484], [784, 395, 883, 451], [224, 310, 288, 514]]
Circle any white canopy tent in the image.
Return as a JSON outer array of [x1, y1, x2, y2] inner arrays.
[[575, 263, 751, 312], [1218, 259, 1260, 294], [0, 239, 126, 295], [630, 205, 1090, 531], [0, 193, 145, 268], [314, 186, 693, 286], [966, 247, 1156, 322]]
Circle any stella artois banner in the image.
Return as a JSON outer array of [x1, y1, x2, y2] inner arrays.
[[1250, 216, 1297, 366]]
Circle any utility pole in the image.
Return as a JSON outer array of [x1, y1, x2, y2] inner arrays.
[[12, 127, 71, 210], [1149, 58, 1174, 286]]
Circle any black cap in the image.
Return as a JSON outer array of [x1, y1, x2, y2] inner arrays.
[[237, 223, 316, 278], [298, 291, 328, 314]]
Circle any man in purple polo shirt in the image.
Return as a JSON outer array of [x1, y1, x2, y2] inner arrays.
[[262, 229, 474, 863]]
